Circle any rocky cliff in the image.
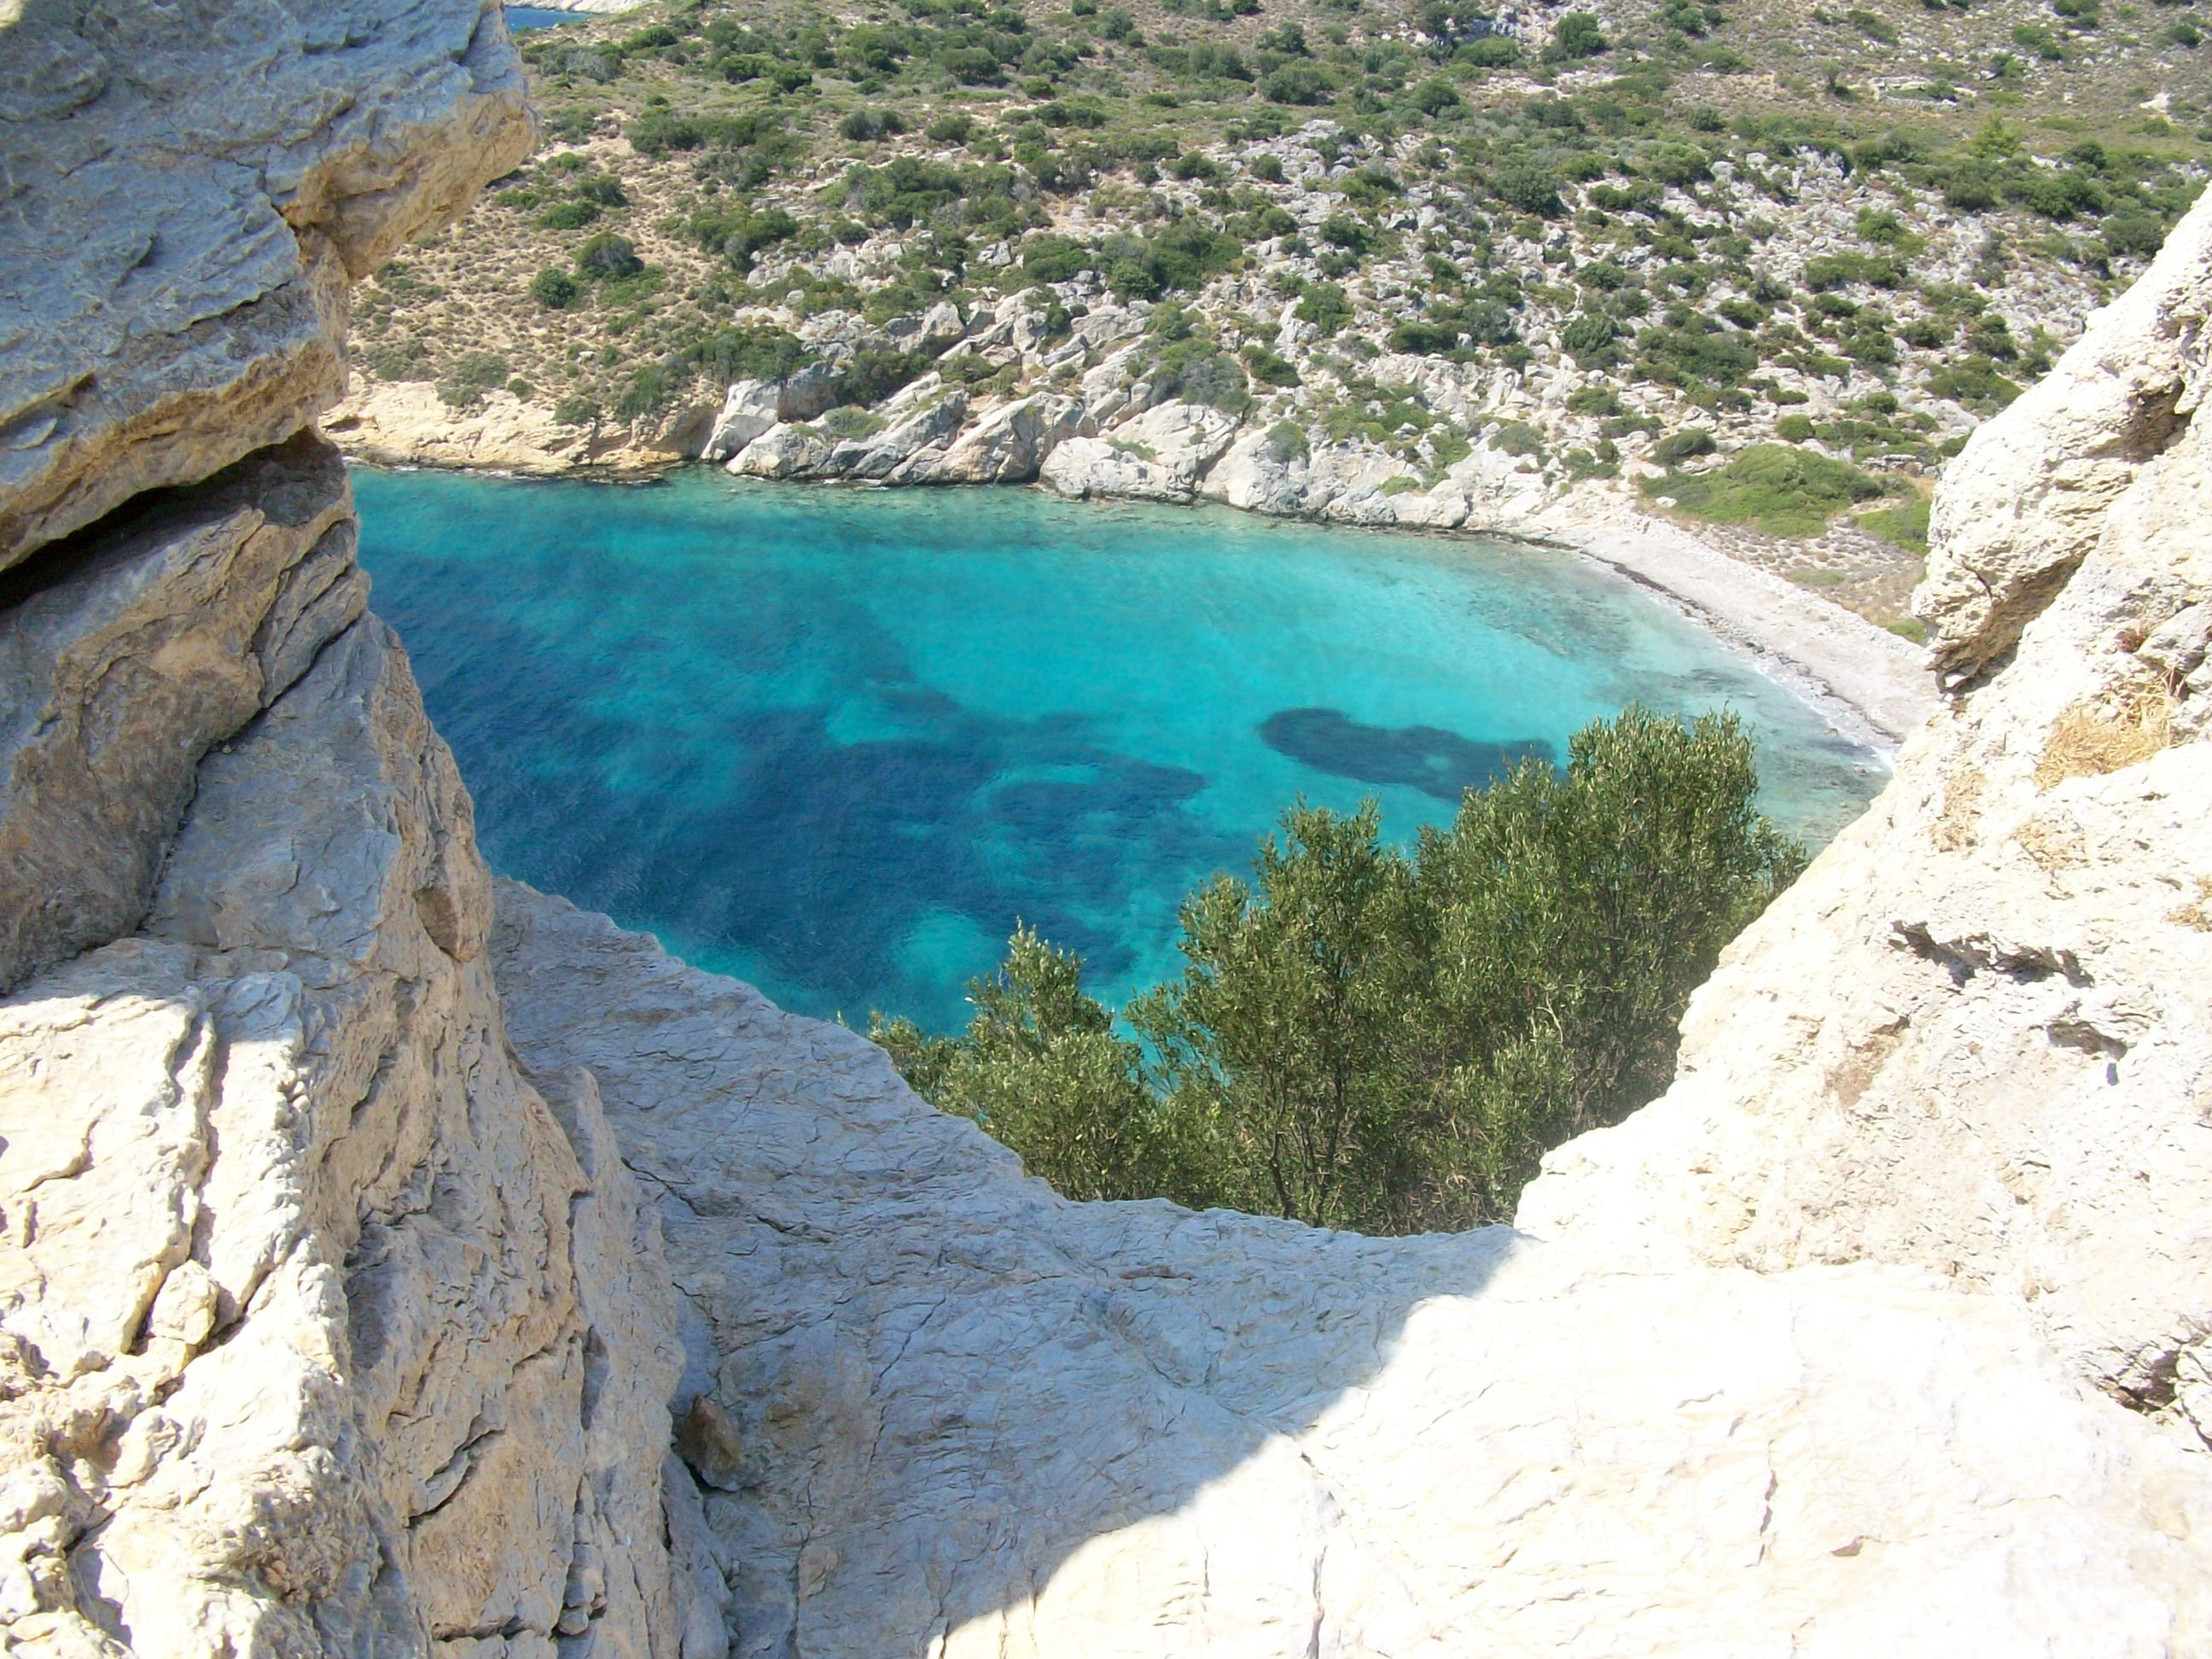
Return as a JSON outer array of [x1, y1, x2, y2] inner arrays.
[[1521, 186, 2212, 1448], [0, 5, 711, 1655], [3, 3, 2211, 1656]]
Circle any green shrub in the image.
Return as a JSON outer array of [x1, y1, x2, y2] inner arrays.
[[1458, 33, 1522, 66], [842, 347, 928, 405], [1776, 412, 1816, 441], [878, 708, 1802, 1231], [1318, 212, 1376, 253], [1642, 441, 1890, 535], [1148, 338, 1253, 415], [1653, 427, 1717, 464], [1561, 311, 1619, 361], [684, 327, 811, 386], [1295, 281, 1353, 334], [612, 364, 673, 422], [552, 394, 600, 428], [529, 268, 581, 309], [574, 233, 643, 280], [818, 405, 889, 439], [1647, 144, 1711, 188], [1242, 345, 1302, 386], [1261, 61, 1335, 103], [1802, 251, 1903, 290], [536, 199, 601, 230], [1862, 496, 1931, 553], [1388, 319, 1463, 354], [1494, 161, 1563, 218], [1550, 11, 1610, 57], [839, 107, 908, 142]]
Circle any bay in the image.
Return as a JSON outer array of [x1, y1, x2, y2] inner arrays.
[[352, 468, 1880, 1029]]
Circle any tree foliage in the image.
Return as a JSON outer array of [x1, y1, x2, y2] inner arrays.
[[874, 708, 1804, 1233]]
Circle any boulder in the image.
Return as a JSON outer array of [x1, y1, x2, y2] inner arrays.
[[701, 380, 782, 463], [728, 422, 837, 479], [1040, 401, 1240, 504], [1918, 203, 2212, 682], [0, 431, 361, 993], [935, 395, 1090, 484], [830, 393, 970, 481], [1521, 187, 2212, 1445], [491, 882, 2212, 1659], [0, 619, 688, 1656]]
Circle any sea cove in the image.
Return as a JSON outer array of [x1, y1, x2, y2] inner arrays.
[[353, 468, 1879, 1029]]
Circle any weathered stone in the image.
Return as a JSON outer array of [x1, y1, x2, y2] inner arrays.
[[0, 617, 693, 1656], [934, 395, 1090, 483], [0, 432, 361, 992], [831, 391, 969, 480], [1040, 400, 1242, 503], [701, 381, 783, 463], [1917, 189, 2212, 682], [727, 422, 837, 479], [492, 882, 2212, 1658], [0, 0, 533, 573], [1522, 185, 2212, 1446]]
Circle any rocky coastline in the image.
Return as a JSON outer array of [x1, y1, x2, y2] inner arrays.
[[328, 391, 1936, 749]]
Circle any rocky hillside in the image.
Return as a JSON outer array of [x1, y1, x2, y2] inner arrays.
[[335, 0, 2204, 630], [4, 0, 2212, 1654]]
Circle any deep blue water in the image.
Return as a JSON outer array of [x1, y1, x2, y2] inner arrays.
[[352, 469, 1880, 1029]]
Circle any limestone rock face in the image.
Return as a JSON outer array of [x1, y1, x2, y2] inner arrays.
[[492, 884, 2212, 1658], [1917, 189, 2211, 681], [0, 0, 533, 571], [0, 619, 690, 1656], [1522, 187, 2212, 1444], [934, 394, 1090, 484], [701, 381, 783, 464], [0, 434, 362, 993], [1040, 400, 1241, 503]]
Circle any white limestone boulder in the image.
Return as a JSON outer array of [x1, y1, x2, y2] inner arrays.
[[1041, 401, 1241, 504]]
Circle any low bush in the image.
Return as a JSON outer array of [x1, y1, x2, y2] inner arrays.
[[529, 269, 581, 309], [1641, 441, 1892, 536], [876, 708, 1802, 1231], [1652, 427, 1717, 464]]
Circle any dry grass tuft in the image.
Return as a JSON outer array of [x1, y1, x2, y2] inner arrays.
[[1929, 764, 1984, 852], [2013, 811, 2087, 872], [2168, 876, 2212, 933], [2034, 682, 2174, 789]]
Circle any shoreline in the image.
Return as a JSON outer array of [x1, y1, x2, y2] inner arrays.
[[336, 437, 1938, 756]]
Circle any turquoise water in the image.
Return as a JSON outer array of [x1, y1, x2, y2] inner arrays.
[[504, 7, 579, 29], [352, 469, 1880, 1029]]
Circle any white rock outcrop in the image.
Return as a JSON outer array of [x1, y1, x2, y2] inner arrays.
[[1, 614, 697, 1656], [0, 0, 533, 571], [492, 882, 2212, 1657], [0, 6, 708, 1656], [1522, 186, 2212, 1444], [1040, 399, 1241, 503], [1917, 196, 2210, 682]]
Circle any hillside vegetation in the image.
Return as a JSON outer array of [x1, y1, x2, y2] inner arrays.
[[346, 0, 2207, 626]]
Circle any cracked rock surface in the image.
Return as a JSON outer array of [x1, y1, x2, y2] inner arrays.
[[493, 880, 2212, 1657], [1522, 186, 2212, 1448], [0, 0, 532, 571]]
